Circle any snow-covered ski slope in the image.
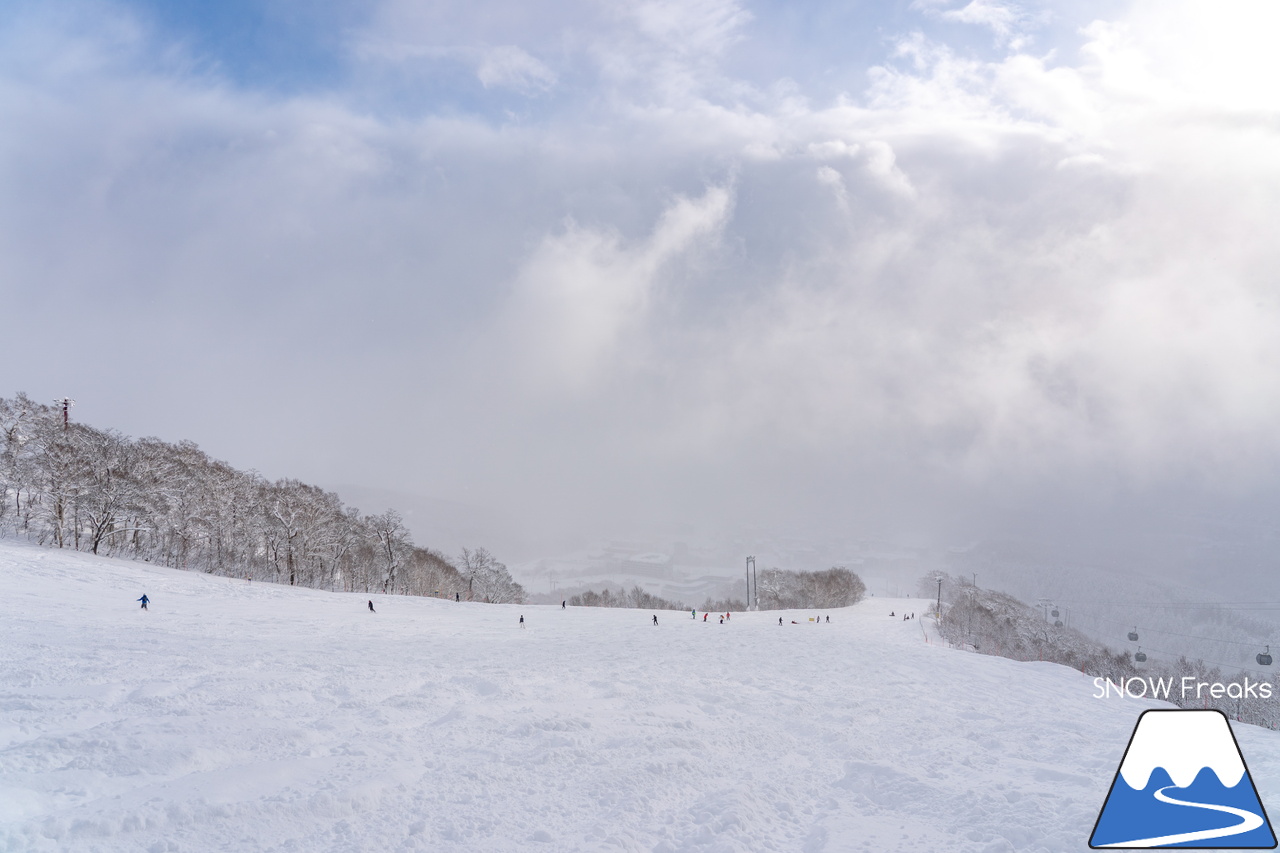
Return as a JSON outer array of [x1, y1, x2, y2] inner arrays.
[[3, 540, 1279, 853]]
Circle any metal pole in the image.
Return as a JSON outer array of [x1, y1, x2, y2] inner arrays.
[[745, 556, 755, 610], [55, 397, 75, 431], [936, 577, 942, 617]]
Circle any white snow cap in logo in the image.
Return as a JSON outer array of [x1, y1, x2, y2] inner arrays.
[[1118, 710, 1246, 790]]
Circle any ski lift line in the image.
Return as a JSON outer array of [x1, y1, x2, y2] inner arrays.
[[1123, 641, 1279, 679], [1066, 611, 1274, 649], [1108, 635, 1269, 672], [1056, 600, 1280, 611]]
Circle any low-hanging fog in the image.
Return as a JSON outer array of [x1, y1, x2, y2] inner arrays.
[[3, 0, 1279, 589]]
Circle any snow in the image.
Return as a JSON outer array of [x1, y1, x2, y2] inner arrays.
[[3, 539, 1280, 852]]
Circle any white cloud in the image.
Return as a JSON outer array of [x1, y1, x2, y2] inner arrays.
[[497, 186, 732, 393], [815, 165, 849, 212], [911, 0, 1028, 45], [6, 0, 1280, 537], [476, 45, 556, 94]]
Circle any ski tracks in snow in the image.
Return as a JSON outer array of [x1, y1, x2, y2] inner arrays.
[[3, 542, 1280, 851]]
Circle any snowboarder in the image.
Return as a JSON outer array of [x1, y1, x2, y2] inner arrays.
[[719, 616, 723, 624], [703, 613, 708, 622], [890, 611, 895, 617], [779, 617, 783, 625], [691, 609, 696, 619], [519, 614, 525, 628], [368, 600, 375, 613], [562, 600, 567, 609], [825, 616, 830, 623], [653, 614, 658, 626], [137, 594, 149, 610]]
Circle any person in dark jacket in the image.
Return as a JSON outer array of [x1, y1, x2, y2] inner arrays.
[[137, 594, 149, 610], [368, 600, 376, 613]]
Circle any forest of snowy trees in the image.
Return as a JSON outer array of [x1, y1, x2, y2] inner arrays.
[[567, 566, 867, 613], [0, 393, 524, 602], [925, 571, 1280, 728], [755, 566, 866, 609]]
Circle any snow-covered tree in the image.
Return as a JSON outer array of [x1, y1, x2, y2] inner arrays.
[[0, 391, 475, 604], [458, 546, 525, 603]]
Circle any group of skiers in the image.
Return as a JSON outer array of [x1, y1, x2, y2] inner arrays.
[[135, 589, 844, 627]]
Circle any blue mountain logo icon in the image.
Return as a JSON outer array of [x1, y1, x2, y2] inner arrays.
[[1090, 709, 1276, 848]]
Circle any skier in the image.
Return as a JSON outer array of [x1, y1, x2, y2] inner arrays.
[[691, 609, 696, 619], [703, 613, 708, 622], [137, 594, 149, 611], [779, 617, 783, 626], [562, 600, 567, 609], [519, 614, 525, 628], [653, 614, 658, 626], [368, 600, 375, 613], [719, 616, 723, 624], [825, 616, 830, 623]]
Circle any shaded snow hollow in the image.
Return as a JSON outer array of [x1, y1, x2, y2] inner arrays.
[[3, 540, 1280, 852]]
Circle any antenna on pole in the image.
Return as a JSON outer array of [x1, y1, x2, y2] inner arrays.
[[55, 398, 75, 431]]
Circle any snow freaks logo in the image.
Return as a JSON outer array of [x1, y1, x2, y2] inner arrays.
[[1093, 676, 1274, 702], [1089, 709, 1277, 848]]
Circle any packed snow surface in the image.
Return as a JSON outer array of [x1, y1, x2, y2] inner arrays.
[[3, 540, 1279, 852]]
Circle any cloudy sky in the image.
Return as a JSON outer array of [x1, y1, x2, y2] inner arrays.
[[3, 0, 1279, 554]]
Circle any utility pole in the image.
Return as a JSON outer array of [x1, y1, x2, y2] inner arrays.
[[745, 556, 756, 610], [55, 397, 75, 431], [936, 577, 942, 617]]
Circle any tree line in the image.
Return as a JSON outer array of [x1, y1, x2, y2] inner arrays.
[[0, 393, 524, 602], [568, 566, 867, 613], [925, 571, 1280, 728]]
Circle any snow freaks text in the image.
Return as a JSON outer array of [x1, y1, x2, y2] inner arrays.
[[1093, 676, 1274, 701]]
